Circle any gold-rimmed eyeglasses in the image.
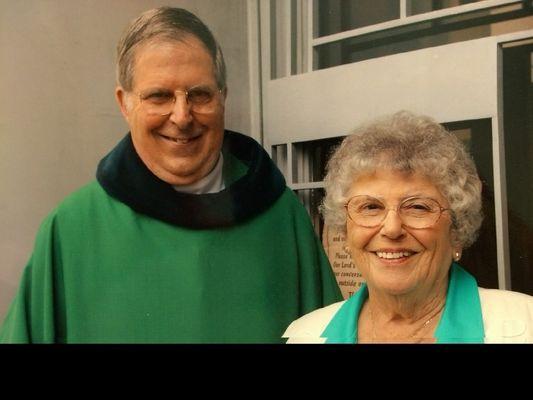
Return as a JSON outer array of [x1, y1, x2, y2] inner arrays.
[[137, 84, 223, 116], [344, 195, 450, 229]]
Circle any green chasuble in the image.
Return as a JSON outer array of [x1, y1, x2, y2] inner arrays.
[[0, 131, 342, 343]]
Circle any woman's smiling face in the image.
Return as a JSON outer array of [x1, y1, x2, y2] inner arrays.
[[346, 168, 459, 297]]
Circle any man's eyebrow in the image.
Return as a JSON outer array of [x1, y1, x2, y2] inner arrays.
[[142, 87, 172, 92]]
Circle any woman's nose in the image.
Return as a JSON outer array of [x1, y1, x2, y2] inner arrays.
[[379, 209, 405, 239]]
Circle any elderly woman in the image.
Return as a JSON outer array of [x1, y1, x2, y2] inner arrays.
[[284, 111, 533, 343]]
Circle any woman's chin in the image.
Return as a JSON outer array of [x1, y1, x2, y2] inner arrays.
[[368, 276, 417, 297]]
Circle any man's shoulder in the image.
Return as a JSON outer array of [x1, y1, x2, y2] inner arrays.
[[265, 188, 320, 228], [54, 181, 104, 213], [42, 181, 108, 225], [275, 187, 310, 210], [282, 301, 346, 343]]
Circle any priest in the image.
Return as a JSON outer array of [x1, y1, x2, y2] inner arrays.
[[0, 7, 341, 343]]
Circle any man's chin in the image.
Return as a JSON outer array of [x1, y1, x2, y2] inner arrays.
[[155, 162, 210, 186]]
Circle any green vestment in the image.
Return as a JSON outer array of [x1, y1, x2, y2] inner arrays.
[[0, 131, 342, 343]]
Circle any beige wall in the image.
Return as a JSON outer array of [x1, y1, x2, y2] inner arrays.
[[0, 0, 251, 322]]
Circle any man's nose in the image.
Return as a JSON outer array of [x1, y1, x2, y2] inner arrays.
[[168, 92, 193, 127], [379, 209, 405, 239]]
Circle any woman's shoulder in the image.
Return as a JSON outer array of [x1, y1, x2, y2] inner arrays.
[[478, 287, 533, 343], [282, 301, 346, 343], [479, 287, 533, 308]]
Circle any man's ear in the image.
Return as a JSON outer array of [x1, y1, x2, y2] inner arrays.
[[115, 86, 132, 122]]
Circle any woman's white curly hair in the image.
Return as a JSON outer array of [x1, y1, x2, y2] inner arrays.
[[321, 111, 483, 249]]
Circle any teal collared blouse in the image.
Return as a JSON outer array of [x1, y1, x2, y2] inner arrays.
[[321, 263, 485, 343]]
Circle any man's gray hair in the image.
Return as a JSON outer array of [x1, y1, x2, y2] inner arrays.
[[116, 6, 227, 91], [321, 111, 483, 249]]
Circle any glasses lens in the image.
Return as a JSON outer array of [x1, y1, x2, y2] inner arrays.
[[188, 86, 219, 114], [400, 197, 441, 229], [347, 196, 386, 227], [139, 90, 174, 115]]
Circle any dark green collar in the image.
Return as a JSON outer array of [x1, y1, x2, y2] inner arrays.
[[96, 130, 286, 229], [322, 263, 485, 343]]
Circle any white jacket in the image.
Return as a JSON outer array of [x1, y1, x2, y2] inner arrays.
[[284, 288, 533, 343]]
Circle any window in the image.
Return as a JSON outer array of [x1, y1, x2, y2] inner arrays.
[[407, 0, 485, 15], [316, 0, 400, 37], [265, 0, 533, 77], [314, 0, 533, 70]]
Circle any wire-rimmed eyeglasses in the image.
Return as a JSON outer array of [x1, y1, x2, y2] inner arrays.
[[137, 84, 223, 116], [344, 195, 450, 229]]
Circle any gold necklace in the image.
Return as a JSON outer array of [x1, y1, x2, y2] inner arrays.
[[370, 306, 441, 343]]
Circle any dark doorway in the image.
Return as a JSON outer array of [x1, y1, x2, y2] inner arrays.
[[503, 40, 533, 295], [443, 120, 499, 290]]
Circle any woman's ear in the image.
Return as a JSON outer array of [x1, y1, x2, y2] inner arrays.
[[449, 229, 462, 262], [453, 247, 462, 262]]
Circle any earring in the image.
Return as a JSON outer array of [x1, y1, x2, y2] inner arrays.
[[453, 251, 461, 262]]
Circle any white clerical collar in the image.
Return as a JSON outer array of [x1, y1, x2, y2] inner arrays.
[[172, 153, 225, 194]]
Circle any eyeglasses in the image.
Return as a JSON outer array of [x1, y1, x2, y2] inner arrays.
[[344, 195, 449, 229], [137, 85, 223, 116]]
